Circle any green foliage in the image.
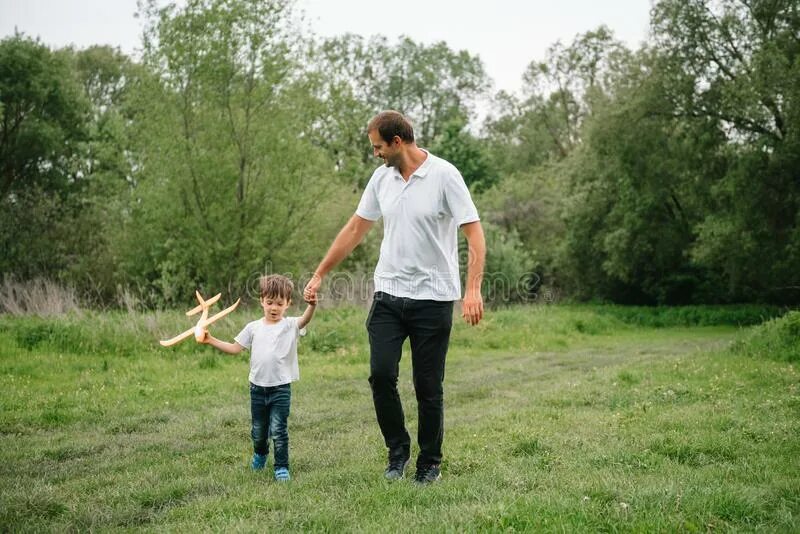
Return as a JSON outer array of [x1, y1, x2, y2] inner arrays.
[[732, 310, 800, 363], [555, 66, 728, 304], [593, 304, 786, 328], [484, 26, 631, 170], [314, 34, 490, 148], [474, 222, 536, 304], [478, 161, 566, 295], [651, 0, 800, 303], [0, 35, 92, 281], [0, 35, 88, 197], [540, 1, 800, 304], [429, 119, 494, 191], [0, 38, 143, 299], [7, 313, 152, 357], [118, 0, 348, 305]]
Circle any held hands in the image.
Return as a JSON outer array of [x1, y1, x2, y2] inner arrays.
[[461, 290, 484, 326], [303, 273, 322, 305], [304, 292, 318, 306]]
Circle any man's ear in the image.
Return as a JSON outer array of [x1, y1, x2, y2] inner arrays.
[[392, 135, 402, 146]]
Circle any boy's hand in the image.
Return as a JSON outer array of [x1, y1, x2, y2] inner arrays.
[[304, 292, 318, 305], [197, 329, 210, 343]]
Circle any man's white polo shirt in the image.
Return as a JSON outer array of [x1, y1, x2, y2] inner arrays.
[[356, 150, 480, 301]]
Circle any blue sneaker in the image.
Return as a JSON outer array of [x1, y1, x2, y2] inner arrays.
[[274, 467, 291, 481], [251, 453, 267, 471]]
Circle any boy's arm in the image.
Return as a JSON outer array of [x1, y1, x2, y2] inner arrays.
[[298, 302, 317, 330], [200, 331, 244, 354]]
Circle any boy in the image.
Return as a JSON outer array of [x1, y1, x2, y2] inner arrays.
[[200, 274, 316, 481]]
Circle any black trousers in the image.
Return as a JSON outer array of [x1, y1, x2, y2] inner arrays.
[[366, 291, 454, 468]]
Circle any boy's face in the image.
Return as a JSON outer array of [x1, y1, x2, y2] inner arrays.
[[261, 295, 291, 323]]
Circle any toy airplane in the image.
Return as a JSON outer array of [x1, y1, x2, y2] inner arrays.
[[159, 291, 241, 347]]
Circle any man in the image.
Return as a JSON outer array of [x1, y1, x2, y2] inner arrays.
[[303, 110, 485, 484]]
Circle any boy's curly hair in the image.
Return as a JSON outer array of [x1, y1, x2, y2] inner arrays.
[[259, 274, 293, 301]]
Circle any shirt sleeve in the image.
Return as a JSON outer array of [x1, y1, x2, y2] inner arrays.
[[442, 168, 480, 226], [289, 317, 307, 337], [355, 174, 382, 221], [234, 322, 253, 349]]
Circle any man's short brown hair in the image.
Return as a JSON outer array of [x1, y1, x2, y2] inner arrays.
[[259, 274, 293, 301], [367, 110, 415, 143]]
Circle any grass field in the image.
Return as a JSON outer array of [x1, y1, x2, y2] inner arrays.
[[1, 304, 798, 532]]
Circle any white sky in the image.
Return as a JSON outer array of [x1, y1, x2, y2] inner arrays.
[[0, 0, 652, 96]]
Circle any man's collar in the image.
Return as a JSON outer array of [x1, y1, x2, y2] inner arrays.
[[411, 149, 431, 178], [388, 148, 431, 180]]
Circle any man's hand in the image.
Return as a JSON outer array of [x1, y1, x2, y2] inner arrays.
[[461, 290, 484, 326], [303, 273, 322, 304]]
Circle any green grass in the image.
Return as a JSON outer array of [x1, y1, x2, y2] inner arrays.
[[1, 305, 798, 532], [731, 310, 800, 363]]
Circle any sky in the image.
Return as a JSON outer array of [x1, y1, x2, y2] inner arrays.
[[0, 0, 652, 96]]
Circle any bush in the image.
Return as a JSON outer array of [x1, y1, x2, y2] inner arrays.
[[461, 222, 536, 305], [593, 305, 786, 328], [731, 311, 800, 363]]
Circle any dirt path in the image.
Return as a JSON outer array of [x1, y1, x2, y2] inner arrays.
[[445, 328, 739, 407]]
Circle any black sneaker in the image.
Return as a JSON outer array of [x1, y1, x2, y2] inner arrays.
[[384, 456, 410, 481], [413, 464, 441, 485]]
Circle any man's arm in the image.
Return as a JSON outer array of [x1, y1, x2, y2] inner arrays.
[[303, 214, 374, 301], [461, 221, 486, 326]]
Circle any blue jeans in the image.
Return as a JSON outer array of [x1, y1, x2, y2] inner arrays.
[[249, 382, 291, 469]]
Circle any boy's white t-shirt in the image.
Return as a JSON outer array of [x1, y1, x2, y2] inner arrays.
[[235, 317, 306, 387]]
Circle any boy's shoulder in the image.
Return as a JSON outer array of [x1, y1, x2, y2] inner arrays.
[[242, 318, 264, 330], [245, 317, 303, 331]]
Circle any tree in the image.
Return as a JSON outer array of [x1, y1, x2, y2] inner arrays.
[[479, 28, 635, 299], [555, 66, 728, 304], [121, 0, 346, 304], [552, 0, 800, 304], [429, 118, 493, 192], [312, 34, 491, 148], [0, 35, 88, 198], [652, 0, 800, 302], [0, 35, 91, 280], [485, 26, 631, 170], [60, 45, 143, 298]]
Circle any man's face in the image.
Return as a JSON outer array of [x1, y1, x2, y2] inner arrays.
[[368, 130, 401, 168], [261, 295, 290, 323]]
